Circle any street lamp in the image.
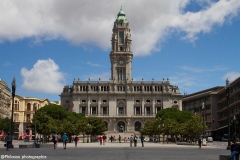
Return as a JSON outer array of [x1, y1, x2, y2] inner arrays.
[[202, 102, 205, 138], [10, 77, 16, 148], [226, 78, 231, 150]]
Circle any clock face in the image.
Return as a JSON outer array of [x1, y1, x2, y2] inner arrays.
[[118, 59, 124, 65]]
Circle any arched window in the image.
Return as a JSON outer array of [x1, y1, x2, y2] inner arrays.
[[27, 103, 31, 111], [135, 121, 141, 131]]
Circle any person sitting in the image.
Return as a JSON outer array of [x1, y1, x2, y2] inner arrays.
[[228, 140, 240, 160]]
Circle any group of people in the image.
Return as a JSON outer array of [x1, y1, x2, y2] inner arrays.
[[51, 133, 79, 149], [129, 135, 144, 147], [98, 135, 107, 145]]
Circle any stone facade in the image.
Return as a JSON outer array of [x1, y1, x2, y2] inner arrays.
[[12, 95, 59, 139], [60, 8, 182, 137], [0, 79, 11, 118]]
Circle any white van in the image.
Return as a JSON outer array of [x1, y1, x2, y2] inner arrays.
[[207, 137, 213, 142]]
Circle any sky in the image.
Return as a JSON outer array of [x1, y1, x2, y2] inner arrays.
[[0, 0, 240, 102]]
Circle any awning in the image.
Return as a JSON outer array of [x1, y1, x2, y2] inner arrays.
[[213, 125, 228, 131]]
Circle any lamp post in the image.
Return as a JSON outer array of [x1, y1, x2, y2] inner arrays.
[[10, 77, 16, 148], [202, 102, 205, 138], [226, 78, 231, 150], [34, 111, 37, 140]]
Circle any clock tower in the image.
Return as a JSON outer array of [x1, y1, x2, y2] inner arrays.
[[110, 7, 133, 82]]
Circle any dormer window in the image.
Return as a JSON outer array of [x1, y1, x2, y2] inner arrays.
[[82, 100, 86, 103], [136, 100, 140, 103], [92, 99, 97, 103], [103, 100, 107, 103], [146, 100, 151, 103], [157, 100, 161, 103]]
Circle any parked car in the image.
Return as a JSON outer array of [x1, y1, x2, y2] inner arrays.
[[222, 134, 228, 141], [207, 137, 213, 142]]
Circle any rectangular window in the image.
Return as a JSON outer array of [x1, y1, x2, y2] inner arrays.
[[119, 107, 124, 115], [146, 107, 150, 115], [119, 31, 124, 43], [136, 107, 140, 115], [82, 107, 86, 115], [92, 107, 97, 115], [103, 107, 107, 115]]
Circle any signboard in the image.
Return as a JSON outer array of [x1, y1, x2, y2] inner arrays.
[[202, 138, 207, 146]]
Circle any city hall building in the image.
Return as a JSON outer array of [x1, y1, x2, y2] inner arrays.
[[60, 8, 182, 137]]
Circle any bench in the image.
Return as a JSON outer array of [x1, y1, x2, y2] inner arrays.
[[19, 143, 52, 148], [219, 155, 239, 160]]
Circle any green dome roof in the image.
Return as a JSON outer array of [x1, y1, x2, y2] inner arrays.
[[115, 6, 128, 23]]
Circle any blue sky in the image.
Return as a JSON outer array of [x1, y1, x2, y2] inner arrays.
[[0, 0, 240, 102]]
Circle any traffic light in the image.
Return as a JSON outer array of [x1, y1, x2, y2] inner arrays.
[[212, 118, 214, 123]]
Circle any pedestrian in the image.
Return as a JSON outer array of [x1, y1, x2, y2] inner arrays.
[[99, 135, 103, 145], [140, 135, 144, 147], [5, 132, 11, 151], [119, 135, 121, 143], [62, 133, 68, 149], [198, 137, 202, 148], [103, 135, 106, 145], [134, 135, 137, 147], [52, 132, 59, 149], [130, 135, 133, 147], [74, 136, 79, 147], [227, 140, 240, 160], [110, 135, 113, 143], [35, 137, 40, 148]]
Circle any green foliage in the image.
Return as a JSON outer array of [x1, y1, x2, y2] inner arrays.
[[86, 117, 107, 135], [156, 108, 192, 123], [142, 108, 204, 139], [0, 117, 17, 133], [32, 104, 105, 138]]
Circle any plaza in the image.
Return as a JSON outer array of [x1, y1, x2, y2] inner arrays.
[[0, 141, 230, 160]]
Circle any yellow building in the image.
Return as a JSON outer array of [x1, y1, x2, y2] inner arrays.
[[11, 95, 60, 139]]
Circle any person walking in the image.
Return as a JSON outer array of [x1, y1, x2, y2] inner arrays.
[[62, 133, 68, 149], [130, 135, 133, 147], [74, 136, 79, 147], [103, 135, 106, 145], [134, 135, 137, 147], [198, 137, 202, 148], [227, 140, 240, 160], [35, 137, 40, 148], [119, 135, 121, 143], [99, 135, 103, 145], [52, 132, 59, 149], [5, 132, 11, 151], [140, 135, 144, 147], [110, 135, 113, 143]]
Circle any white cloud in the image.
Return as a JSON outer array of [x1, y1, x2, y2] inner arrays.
[[86, 61, 103, 67], [179, 65, 228, 73], [3, 61, 12, 67], [21, 59, 65, 94], [222, 72, 240, 82], [0, 0, 240, 56]]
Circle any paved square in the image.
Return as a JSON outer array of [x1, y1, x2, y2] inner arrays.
[[0, 141, 230, 160]]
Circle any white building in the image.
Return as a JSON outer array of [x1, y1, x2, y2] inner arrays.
[[60, 8, 182, 137]]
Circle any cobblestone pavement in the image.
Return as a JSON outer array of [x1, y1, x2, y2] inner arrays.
[[0, 141, 231, 160]]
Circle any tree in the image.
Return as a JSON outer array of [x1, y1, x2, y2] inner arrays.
[[86, 116, 107, 141], [0, 117, 17, 133]]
